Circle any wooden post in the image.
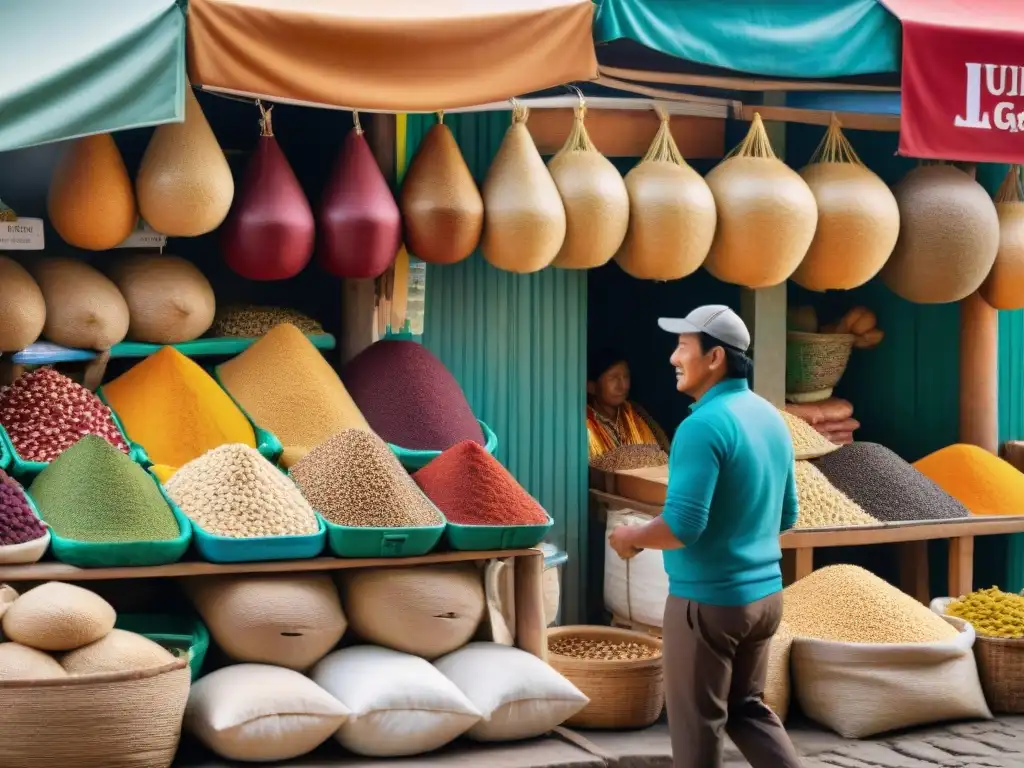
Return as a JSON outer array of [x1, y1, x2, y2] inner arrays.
[[782, 547, 813, 585], [898, 540, 931, 604], [959, 291, 999, 453], [514, 549, 548, 662], [948, 536, 975, 597], [340, 113, 396, 364]]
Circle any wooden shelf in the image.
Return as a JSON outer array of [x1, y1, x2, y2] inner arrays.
[[0, 549, 535, 583]]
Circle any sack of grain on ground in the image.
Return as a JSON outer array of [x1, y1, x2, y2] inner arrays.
[[764, 621, 793, 721], [604, 509, 668, 628]]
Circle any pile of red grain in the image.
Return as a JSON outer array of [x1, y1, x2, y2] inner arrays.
[[0, 367, 129, 462], [341, 340, 485, 452], [413, 440, 548, 526], [0, 469, 46, 546]]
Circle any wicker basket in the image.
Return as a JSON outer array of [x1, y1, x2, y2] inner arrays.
[[931, 596, 1024, 713], [0, 658, 190, 767], [547, 625, 663, 730], [785, 331, 855, 403]]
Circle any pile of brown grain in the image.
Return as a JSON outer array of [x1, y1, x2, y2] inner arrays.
[[590, 444, 668, 472], [549, 636, 659, 661], [210, 305, 323, 337], [290, 429, 441, 529]]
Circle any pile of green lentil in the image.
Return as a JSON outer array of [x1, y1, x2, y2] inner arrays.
[[30, 435, 179, 543], [165, 444, 319, 538], [290, 428, 441, 529]]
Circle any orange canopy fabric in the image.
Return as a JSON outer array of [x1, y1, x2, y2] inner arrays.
[[186, 0, 599, 111]]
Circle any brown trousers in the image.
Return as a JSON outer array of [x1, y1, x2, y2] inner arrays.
[[662, 593, 802, 768]]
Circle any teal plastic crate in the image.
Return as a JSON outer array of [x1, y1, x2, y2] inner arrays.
[[114, 613, 210, 681], [324, 517, 445, 558], [445, 515, 554, 551], [35, 475, 192, 568], [391, 420, 498, 471], [191, 513, 327, 563], [0, 430, 9, 472], [97, 385, 283, 469], [0, 407, 145, 481]]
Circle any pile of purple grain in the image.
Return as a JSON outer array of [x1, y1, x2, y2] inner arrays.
[[0, 469, 47, 546]]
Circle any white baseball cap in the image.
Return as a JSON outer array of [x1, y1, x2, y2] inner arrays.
[[658, 305, 751, 352]]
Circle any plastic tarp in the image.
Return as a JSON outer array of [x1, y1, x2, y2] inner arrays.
[[593, 0, 901, 80], [880, 0, 1024, 163], [0, 0, 186, 153], [186, 0, 599, 112]]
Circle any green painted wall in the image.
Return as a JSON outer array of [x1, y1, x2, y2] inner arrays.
[[403, 113, 589, 622]]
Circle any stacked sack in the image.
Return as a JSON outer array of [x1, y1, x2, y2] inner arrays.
[[181, 564, 587, 762], [0, 583, 191, 768]]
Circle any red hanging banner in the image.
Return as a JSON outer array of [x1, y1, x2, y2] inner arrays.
[[882, 0, 1024, 163]]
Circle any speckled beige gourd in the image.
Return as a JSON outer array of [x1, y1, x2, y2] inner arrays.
[[47, 134, 137, 251], [0, 257, 45, 352], [0, 642, 67, 680], [61, 629, 175, 675], [30, 258, 130, 350], [1, 582, 116, 652], [136, 85, 234, 237]]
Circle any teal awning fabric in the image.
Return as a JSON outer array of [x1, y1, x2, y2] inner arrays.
[[594, 0, 901, 79], [0, 0, 186, 153]]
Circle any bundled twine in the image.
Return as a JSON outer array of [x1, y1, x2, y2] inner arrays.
[[809, 114, 864, 166], [996, 165, 1024, 203], [510, 98, 530, 125], [257, 100, 274, 137], [642, 105, 686, 165], [352, 111, 363, 136], [726, 112, 778, 160], [556, 87, 597, 155]]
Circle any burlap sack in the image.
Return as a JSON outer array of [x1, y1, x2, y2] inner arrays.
[[2, 582, 115, 652], [339, 564, 485, 660], [183, 573, 346, 671], [792, 616, 991, 738], [764, 621, 793, 721]]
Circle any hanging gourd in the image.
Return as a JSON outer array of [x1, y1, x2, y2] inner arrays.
[[107, 254, 216, 343], [792, 116, 900, 291], [30, 258, 130, 350], [881, 164, 999, 304], [0, 256, 46, 352], [547, 97, 629, 269], [704, 113, 817, 288], [221, 104, 315, 281], [980, 166, 1024, 310], [47, 134, 136, 250], [482, 103, 566, 273], [136, 85, 234, 237], [615, 109, 716, 281], [318, 113, 401, 279], [400, 113, 483, 265]]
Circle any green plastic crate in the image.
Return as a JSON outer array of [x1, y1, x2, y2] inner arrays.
[[0, 407, 145, 481], [191, 513, 327, 563], [35, 474, 192, 568], [97, 385, 283, 470], [391, 421, 498, 471], [0, 430, 9, 472], [114, 613, 210, 681], [324, 517, 446, 558], [445, 515, 554, 551]]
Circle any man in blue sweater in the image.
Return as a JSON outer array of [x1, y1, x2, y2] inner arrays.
[[608, 305, 801, 768]]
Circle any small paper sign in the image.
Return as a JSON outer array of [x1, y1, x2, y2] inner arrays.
[[0, 218, 44, 250], [114, 218, 168, 249]]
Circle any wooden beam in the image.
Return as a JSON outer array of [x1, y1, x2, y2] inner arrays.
[[959, 291, 999, 453], [741, 284, 787, 407], [741, 105, 900, 133], [526, 110, 725, 158], [599, 65, 900, 94]]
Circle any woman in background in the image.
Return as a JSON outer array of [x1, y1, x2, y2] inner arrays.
[[587, 347, 670, 461]]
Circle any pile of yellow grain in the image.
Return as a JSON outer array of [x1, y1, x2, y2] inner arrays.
[[783, 565, 959, 644], [779, 409, 839, 460], [793, 461, 879, 529]]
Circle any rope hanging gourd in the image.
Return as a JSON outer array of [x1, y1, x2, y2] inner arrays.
[[791, 115, 900, 292], [980, 165, 1024, 310]]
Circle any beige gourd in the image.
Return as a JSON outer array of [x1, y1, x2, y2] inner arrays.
[[981, 165, 1024, 310], [340, 564, 485, 660], [107, 254, 216, 343], [881, 164, 1000, 304], [0, 642, 67, 680], [47, 134, 137, 250], [0, 256, 46, 352], [400, 115, 483, 265], [793, 117, 900, 291], [547, 102, 629, 269], [136, 85, 234, 237], [481, 104, 566, 273], [30, 258, 130, 350], [704, 113, 818, 288], [1, 583, 115, 652], [61, 629, 175, 675], [616, 111, 716, 281]]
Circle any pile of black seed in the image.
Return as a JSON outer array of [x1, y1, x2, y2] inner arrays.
[[812, 442, 970, 522]]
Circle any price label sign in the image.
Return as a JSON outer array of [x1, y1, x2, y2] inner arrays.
[[114, 218, 168, 249], [0, 218, 45, 250]]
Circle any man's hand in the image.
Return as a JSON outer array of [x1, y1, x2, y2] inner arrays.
[[608, 523, 643, 560]]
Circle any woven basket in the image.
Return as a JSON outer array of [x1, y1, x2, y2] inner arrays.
[[786, 331, 855, 402], [932, 596, 1024, 713], [547, 625, 663, 730], [0, 658, 190, 767]]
